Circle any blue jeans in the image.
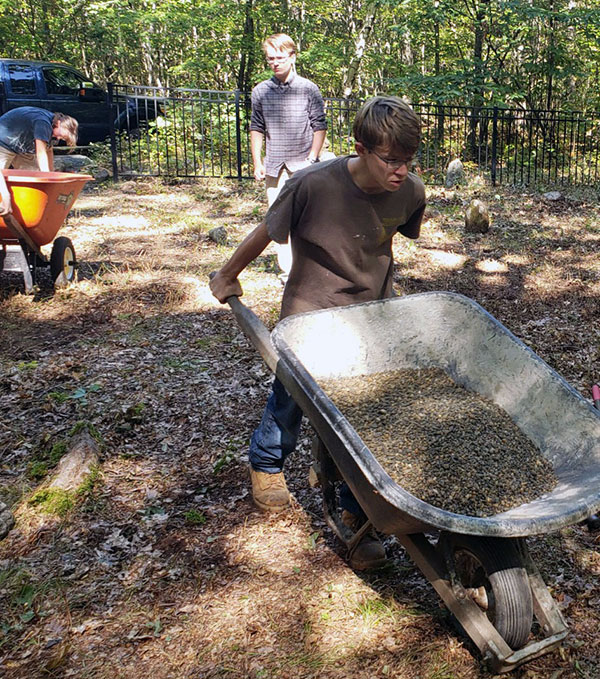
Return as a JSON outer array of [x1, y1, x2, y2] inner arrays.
[[249, 378, 362, 515]]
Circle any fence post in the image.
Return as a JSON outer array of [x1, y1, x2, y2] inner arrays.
[[491, 106, 498, 186], [234, 89, 243, 180], [107, 82, 119, 182]]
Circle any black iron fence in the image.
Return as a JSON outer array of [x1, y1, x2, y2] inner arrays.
[[108, 83, 600, 187]]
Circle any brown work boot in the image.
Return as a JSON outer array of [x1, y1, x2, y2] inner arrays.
[[341, 510, 387, 570], [249, 467, 290, 513]]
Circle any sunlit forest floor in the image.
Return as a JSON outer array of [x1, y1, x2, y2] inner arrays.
[[1, 174, 599, 679]]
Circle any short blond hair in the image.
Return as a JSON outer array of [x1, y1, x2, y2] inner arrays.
[[353, 96, 421, 155], [52, 112, 78, 147], [262, 33, 297, 55]]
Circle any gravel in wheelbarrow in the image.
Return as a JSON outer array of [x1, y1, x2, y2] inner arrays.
[[319, 366, 558, 517]]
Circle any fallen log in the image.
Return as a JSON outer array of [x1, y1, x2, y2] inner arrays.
[[48, 428, 100, 492]]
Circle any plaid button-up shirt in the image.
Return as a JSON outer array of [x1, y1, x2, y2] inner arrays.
[[250, 72, 327, 177]]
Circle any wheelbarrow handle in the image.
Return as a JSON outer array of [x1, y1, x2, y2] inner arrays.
[[224, 294, 280, 374]]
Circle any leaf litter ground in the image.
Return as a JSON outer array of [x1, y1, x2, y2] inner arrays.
[[0, 176, 599, 679]]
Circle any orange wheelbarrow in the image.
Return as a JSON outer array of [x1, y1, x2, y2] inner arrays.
[[0, 169, 93, 292]]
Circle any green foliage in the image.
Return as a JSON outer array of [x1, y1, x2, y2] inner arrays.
[[184, 509, 207, 525], [70, 420, 103, 445], [16, 360, 38, 371], [0, 0, 598, 111], [27, 439, 67, 480], [212, 452, 234, 474]]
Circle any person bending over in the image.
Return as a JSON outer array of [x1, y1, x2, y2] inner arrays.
[[0, 106, 78, 213]]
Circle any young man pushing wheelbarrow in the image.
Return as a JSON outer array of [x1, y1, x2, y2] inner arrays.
[[210, 96, 426, 569]]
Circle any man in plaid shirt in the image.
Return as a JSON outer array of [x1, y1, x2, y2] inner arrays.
[[250, 33, 327, 279]]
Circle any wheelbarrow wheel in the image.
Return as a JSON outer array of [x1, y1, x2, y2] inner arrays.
[[440, 534, 533, 650], [50, 237, 76, 287]]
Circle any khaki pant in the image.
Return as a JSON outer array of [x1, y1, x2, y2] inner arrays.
[[0, 147, 37, 170], [265, 167, 293, 278]]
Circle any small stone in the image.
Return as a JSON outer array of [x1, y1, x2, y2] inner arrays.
[[92, 167, 111, 182], [120, 181, 138, 193], [543, 191, 562, 201], [445, 158, 465, 188], [208, 226, 227, 245], [465, 199, 490, 234]]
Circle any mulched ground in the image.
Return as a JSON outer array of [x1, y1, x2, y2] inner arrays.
[[0, 176, 599, 679]]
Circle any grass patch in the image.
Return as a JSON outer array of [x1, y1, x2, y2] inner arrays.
[[16, 360, 38, 372], [70, 420, 103, 443], [180, 217, 215, 234], [184, 509, 206, 525], [355, 596, 400, 626]]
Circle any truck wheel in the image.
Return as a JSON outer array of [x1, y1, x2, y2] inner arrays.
[[50, 237, 76, 287], [439, 533, 533, 650]]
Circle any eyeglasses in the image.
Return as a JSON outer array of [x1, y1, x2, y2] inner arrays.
[[369, 149, 413, 170], [266, 53, 293, 63]]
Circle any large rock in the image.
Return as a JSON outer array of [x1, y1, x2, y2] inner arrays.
[[465, 199, 490, 234], [445, 158, 465, 188], [54, 154, 96, 173]]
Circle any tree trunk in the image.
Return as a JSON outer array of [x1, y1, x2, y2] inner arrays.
[[468, 0, 489, 160], [237, 0, 255, 93], [341, 0, 380, 98]]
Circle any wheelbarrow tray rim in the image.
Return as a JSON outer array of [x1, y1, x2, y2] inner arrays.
[[1, 169, 94, 183], [271, 292, 600, 537]]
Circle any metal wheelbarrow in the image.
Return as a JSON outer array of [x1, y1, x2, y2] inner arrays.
[[0, 169, 93, 292], [225, 290, 600, 673]]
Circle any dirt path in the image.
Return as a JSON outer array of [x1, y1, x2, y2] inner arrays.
[[1, 177, 599, 679]]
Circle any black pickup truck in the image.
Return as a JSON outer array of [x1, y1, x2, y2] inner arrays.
[[0, 59, 163, 145]]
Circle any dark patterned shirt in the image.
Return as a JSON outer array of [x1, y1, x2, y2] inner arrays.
[[250, 72, 327, 177], [0, 107, 53, 155]]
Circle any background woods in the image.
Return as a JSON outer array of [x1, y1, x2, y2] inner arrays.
[[1, 0, 600, 111]]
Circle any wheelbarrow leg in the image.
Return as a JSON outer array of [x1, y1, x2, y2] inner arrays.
[[310, 435, 349, 543], [1, 243, 34, 292], [310, 435, 378, 563], [2, 215, 44, 292]]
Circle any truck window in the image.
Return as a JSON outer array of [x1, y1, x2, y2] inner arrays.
[[7, 64, 37, 95], [43, 67, 82, 97]]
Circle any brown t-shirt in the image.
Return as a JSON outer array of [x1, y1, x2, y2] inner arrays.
[[266, 156, 426, 319]]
